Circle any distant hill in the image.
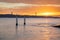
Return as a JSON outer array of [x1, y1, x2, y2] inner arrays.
[[0, 14, 60, 18]]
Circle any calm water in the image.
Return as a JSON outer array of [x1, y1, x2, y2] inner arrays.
[[0, 18, 60, 40]]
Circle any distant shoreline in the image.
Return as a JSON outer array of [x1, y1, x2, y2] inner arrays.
[[0, 14, 60, 18]]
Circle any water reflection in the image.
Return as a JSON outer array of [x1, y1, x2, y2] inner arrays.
[[15, 25, 18, 40], [15, 25, 26, 40], [18, 25, 60, 40], [0, 18, 60, 40], [16, 25, 18, 33], [23, 25, 26, 40]]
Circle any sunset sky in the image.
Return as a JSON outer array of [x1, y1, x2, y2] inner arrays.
[[0, 0, 60, 16]]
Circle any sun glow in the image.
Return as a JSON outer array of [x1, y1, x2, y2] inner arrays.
[[40, 12, 54, 16]]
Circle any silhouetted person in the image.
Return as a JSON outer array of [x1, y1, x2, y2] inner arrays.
[[16, 15, 18, 26], [24, 16, 26, 25]]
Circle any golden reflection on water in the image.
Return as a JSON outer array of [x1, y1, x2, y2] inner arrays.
[[15, 25, 60, 40]]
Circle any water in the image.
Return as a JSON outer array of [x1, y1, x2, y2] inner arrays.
[[0, 18, 60, 40]]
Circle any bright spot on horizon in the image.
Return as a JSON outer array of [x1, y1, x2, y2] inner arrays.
[[39, 12, 54, 16]]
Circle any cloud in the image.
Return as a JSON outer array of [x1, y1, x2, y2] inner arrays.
[[0, 0, 60, 4], [0, 2, 39, 9], [0, 2, 60, 9]]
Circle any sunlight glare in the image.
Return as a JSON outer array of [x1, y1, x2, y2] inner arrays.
[[40, 12, 53, 16]]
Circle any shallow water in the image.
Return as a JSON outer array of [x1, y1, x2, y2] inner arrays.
[[0, 18, 60, 40]]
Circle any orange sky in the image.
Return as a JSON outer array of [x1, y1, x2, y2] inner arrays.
[[0, 0, 60, 16], [0, 6, 60, 16]]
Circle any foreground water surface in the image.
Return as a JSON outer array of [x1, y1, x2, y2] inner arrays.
[[0, 18, 60, 40]]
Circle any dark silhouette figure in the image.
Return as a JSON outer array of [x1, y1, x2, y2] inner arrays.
[[24, 16, 26, 25], [16, 15, 18, 26]]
